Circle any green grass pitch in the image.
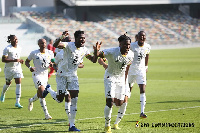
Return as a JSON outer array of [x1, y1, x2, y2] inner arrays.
[[0, 47, 199, 132]]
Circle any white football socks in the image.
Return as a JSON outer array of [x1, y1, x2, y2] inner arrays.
[[114, 102, 127, 124], [15, 84, 21, 104], [2, 84, 10, 95], [140, 93, 146, 113], [30, 94, 39, 103], [39, 98, 49, 116], [104, 105, 112, 127], [70, 97, 78, 127], [47, 86, 60, 103]]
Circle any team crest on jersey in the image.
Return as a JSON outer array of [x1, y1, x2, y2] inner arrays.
[[115, 56, 125, 62]]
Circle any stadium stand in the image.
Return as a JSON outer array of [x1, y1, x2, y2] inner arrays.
[[19, 11, 118, 47], [17, 8, 199, 46]]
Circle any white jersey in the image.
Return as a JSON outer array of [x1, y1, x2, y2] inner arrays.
[[27, 49, 54, 75], [55, 49, 64, 71], [103, 47, 134, 77], [3, 44, 22, 72], [55, 48, 62, 54], [128, 41, 151, 75], [57, 42, 90, 77]]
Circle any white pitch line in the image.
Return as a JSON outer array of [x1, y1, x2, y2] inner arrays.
[[79, 78, 200, 83], [0, 106, 200, 131]]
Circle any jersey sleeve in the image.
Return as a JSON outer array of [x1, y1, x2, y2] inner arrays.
[[146, 44, 151, 54], [84, 47, 91, 58], [102, 48, 112, 59], [55, 51, 63, 64], [27, 51, 34, 61], [61, 42, 69, 49], [2, 47, 9, 57]]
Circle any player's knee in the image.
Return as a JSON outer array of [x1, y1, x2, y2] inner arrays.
[[6, 80, 11, 85], [140, 88, 145, 93], [106, 98, 113, 108], [114, 100, 123, 106], [65, 94, 71, 102]]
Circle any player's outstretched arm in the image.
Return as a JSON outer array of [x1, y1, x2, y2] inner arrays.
[[145, 54, 149, 73]]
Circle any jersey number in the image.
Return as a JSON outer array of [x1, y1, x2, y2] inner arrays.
[[72, 55, 78, 65]]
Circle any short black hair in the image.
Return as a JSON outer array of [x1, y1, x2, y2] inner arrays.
[[74, 30, 84, 39], [118, 34, 131, 43], [138, 31, 146, 35], [7, 35, 15, 43]]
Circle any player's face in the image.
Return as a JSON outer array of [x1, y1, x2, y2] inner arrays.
[[76, 34, 85, 47], [38, 39, 46, 49], [120, 39, 131, 55], [11, 36, 18, 45], [138, 32, 146, 45]]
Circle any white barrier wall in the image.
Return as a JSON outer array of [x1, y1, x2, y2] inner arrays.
[[69, 0, 200, 6]]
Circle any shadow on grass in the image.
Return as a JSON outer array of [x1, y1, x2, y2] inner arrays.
[[0, 119, 67, 131], [21, 130, 66, 133], [149, 100, 200, 104]]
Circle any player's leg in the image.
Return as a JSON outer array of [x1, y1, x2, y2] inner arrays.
[[137, 74, 147, 118], [113, 82, 126, 130], [28, 93, 38, 111], [1, 81, 11, 102], [128, 75, 137, 93], [38, 85, 52, 120], [139, 84, 147, 118], [104, 98, 113, 133], [104, 77, 115, 133], [33, 75, 52, 119], [1, 69, 12, 102], [14, 77, 23, 108], [68, 79, 80, 131], [51, 75, 67, 103], [28, 75, 42, 111], [64, 91, 71, 125], [46, 84, 61, 103]]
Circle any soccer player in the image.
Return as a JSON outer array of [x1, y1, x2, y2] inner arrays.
[[25, 39, 54, 120], [0, 35, 24, 108], [98, 57, 130, 131], [126, 31, 151, 118], [47, 39, 56, 79], [46, 30, 100, 131], [97, 34, 134, 133]]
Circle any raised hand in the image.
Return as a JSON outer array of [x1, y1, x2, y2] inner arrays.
[[60, 31, 69, 40], [96, 41, 102, 51], [93, 41, 102, 55]]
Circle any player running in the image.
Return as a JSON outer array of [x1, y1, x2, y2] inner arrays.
[[25, 39, 54, 120], [97, 34, 134, 133], [1, 35, 24, 108], [46, 30, 100, 132], [126, 31, 151, 118]]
